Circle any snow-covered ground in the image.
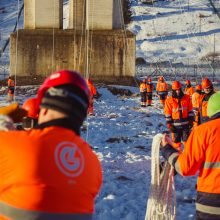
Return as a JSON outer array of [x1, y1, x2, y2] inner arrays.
[[128, 0, 220, 66], [85, 86, 197, 220]]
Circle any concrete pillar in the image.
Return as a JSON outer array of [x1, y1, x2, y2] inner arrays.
[[24, 0, 63, 29], [10, 29, 135, 80], [69, 0, 123, 30], [68, 0, 86, 30]]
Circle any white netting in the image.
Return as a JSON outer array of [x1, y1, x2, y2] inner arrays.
[[145, 133, 176, 220]]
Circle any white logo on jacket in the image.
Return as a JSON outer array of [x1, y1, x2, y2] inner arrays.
[[54, 142, 85, 177]]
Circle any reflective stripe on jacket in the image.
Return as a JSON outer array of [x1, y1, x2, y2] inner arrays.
[[164, 94, 194, 126], [168, 117, 220, 217], [0, 201, 92, 220], [0, 127, 102, 219]]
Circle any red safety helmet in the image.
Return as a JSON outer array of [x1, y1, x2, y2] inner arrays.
[[147, 78, 152, 83], [201, 78, 212, 89], [172, 81, 182, 90], [37, 70, 90, 108], [195, 84, 202, 91], [22, 97, 39, 119], [158, 76, 164, 81], [185, 79, 191, 85]]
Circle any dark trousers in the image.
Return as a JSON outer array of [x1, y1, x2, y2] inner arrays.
[[140, 92, 146, 103]]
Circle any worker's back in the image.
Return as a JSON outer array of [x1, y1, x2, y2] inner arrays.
[[0, 126, 102, 219]]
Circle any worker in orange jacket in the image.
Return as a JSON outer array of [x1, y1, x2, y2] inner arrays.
[[0, 70, 102, 220], [184, 79, 194, 97], [191, 84, 202, 127], [197, 77, 215, 124], [156, 76, 168, 106], [146, 77, 154, 106], [86, 78, 97, 115], [140, 78, 147, 107], [161, 92, 220, 220], [164, 81, 194, 151], [7, 76, 15, 102]]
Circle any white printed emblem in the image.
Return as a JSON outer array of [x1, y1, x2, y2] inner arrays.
[[54, 142, 85, 177]]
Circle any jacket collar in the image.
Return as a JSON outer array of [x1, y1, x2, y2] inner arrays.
[[209, 112, 220, 121], [35, 117, 80, 135]]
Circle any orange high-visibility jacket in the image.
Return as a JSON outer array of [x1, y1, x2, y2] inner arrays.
[[87, 81, 97, 97], [192, 92, 201, 111], [7, 79, 14, 87], [164, 94, 194, 126], [177, 119, 220, 192], [184, 86, 194, 97], [146, 83, 154, 93], [0, 127, 102, 220], [167, 116, 220, 217], [198, 92, 215, 123], [139, 83, 147, 92], [156, 81, 168, 92]]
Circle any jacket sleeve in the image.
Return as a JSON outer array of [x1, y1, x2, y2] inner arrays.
[[164, 98, 173, 125], [175, 127, 206, 176]]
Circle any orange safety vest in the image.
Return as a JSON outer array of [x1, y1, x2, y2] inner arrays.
[[0, 127, 102, 220], [164, 94, 194, 127], [146, 83, 153, 93], [184, 86, 194, 97], [156, 81, 168, 92], [139, 83, 147, 93]]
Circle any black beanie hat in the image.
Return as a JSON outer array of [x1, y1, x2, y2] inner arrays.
[[40, 84, 89, 124]]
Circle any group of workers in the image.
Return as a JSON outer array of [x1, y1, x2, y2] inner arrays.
[[162, 84, 220, 220], [140, 76, 216, 151], [0, 70, 101, 220], [140, 75, 220, 219], [140, 75, 169, 107]]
